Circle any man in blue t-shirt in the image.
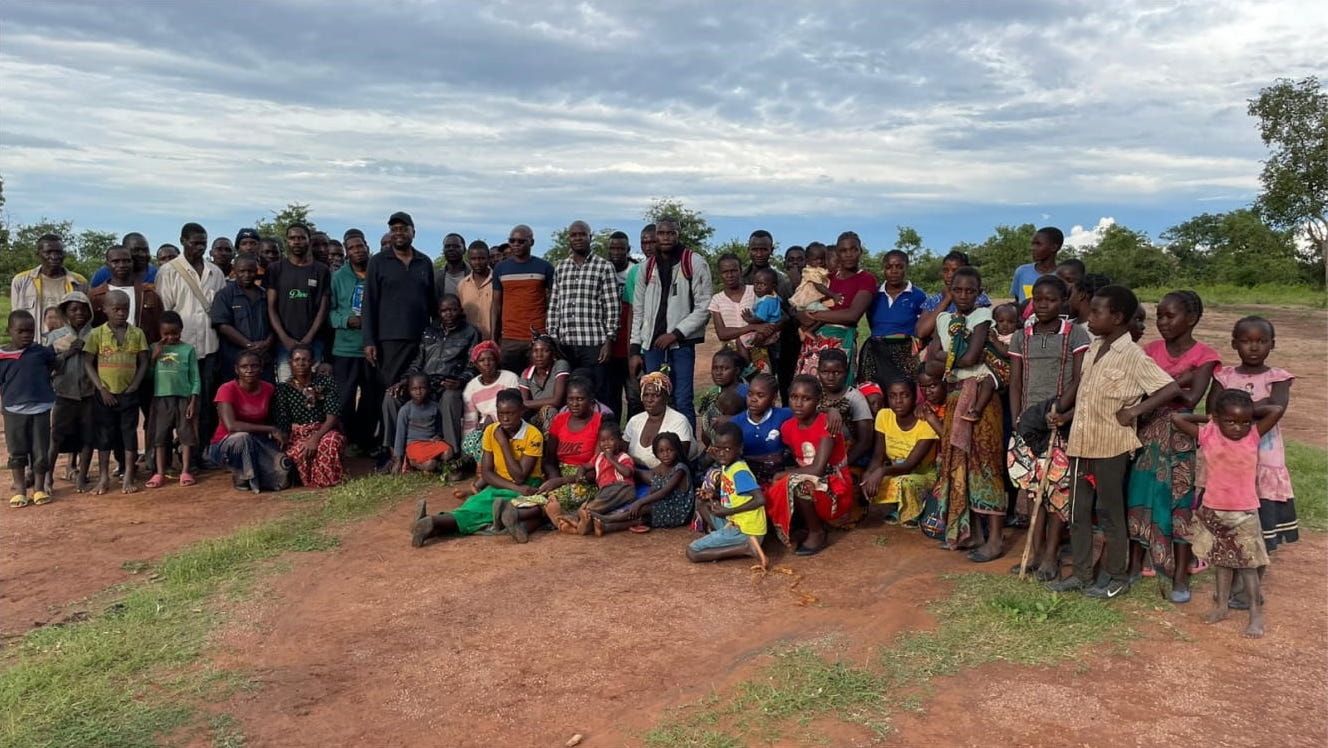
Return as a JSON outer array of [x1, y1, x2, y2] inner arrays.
[[1009, 226, 1063, 304]]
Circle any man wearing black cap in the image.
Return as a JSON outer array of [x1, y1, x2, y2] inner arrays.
[[235, 228, 261, 257], [362, 211, 436, 416]]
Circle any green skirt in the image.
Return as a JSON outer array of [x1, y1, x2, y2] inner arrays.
[[451, 478, 539, 535], [1126, 406, 1195, 576]]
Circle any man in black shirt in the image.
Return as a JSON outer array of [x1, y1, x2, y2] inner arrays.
[[266, 222, 331, 381], [362, 211, 436, 398]]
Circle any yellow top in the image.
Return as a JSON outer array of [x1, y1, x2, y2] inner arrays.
[[481, 421, 543, 482]]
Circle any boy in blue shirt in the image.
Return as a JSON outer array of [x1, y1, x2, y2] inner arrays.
[[1, 310, 59, 506], [1010, 227, 1063, 304]]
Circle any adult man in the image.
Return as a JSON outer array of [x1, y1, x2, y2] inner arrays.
[[490, 224, 554, 371], [379, 294, 480, 463], [257, 238, 281, 270], [629, 217, 712, 425], [603, 230, 637, 418], [330, 229, 378, 456], [155, 222, 226, 451], [157, 244, 180, 264], [235, 228, 261, 257], [457, 241, 494, 339], [89, 245, 162, 341], [266, 222, 331, 380], [210, 237, 235, 278], [90, 232, 158, 287], [11, 234, 87, 321], [433, 233, 469, 298], [326, 239, 345, 272], [310, 231, 331, 265], [742, 230, 791, 298], [363, 211, 436, 395], [211, 254, 272, 383], [547, 220, 619, 391]]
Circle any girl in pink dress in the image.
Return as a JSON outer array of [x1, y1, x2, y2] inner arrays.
[[1209, 315, 1296, 552]]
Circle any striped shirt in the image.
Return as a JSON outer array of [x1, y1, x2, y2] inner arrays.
[[1066, 334, 1174, 458], [492, 257, 555, 340], [547, 253, 620, 347]]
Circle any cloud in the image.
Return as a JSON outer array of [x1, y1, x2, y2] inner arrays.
[[0, 0, 1321, 250], [1065, 217, 1117, 250]]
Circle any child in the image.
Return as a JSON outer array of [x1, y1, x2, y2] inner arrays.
[[1129, 305, 1147, 342], [789, 244, 835, 313], [394, 374, 451, 474], [595, 432, 693, 534], [83, 290, 149, 495], [1173, 389, 1283, 638], [145, 311, 200, 488], [1046, 285, 1181, 599], [1, 310, 58, 507], [740, 267, 782, 371], [1127, 291, 1220, 603], [1210, 316, 1296, 553], [862, 380, 939, 526], [1006, 275, 1090, 580], [962, 302, 1019, 422], [687, 422, 768, 568], [1069, 273, 1111, 332], [41, 306, 65, 345], [857, 380, 884, 414], [569, 421, 637, 534], [915, 367, 947, 436], [411, 388, 542, 546], [47, 292, 96, 493], [697, 349, 749, 448]]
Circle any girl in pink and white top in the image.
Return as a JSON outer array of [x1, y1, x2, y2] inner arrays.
[[1209, 315, 1296, 552], [1172, 388, 1284, 639]]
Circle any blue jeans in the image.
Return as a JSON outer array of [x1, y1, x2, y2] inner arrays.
[[644, 345, 696, 425]]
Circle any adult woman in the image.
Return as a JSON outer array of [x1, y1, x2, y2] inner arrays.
[[209, 351, 292, 493], [794, 231, 877, 384], [273, 343, 344, 488], [858, 249, 927, 389], [536, 377, 603, 529], [732, 374, 792, 487], [460, 340, 520, 467], [623, 372, 694, 468], [518, 335, 570, 430], [915, 250, 993, 340], [765, 375, 857, 555]]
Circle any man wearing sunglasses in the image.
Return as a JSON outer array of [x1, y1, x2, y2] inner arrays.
[[490, 224, 554, 371]]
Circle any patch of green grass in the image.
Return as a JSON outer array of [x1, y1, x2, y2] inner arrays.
[[1134, 283, 1326, 308], [0, 472, 432, 748], [646, 574, 1141, 746], [0, 295, 10, 345], [1288, 441, 1328, 530]]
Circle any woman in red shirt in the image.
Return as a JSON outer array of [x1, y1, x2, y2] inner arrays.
[[765, 375, 858, 555], [535, 377, 604, 531], [209, 351, 292, 493], [794, 231, 877, 384]]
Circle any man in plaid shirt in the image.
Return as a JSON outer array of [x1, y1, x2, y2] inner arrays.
[[547, 220, 620, 399]]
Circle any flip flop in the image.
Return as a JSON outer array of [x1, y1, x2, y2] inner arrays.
[[9, 494, 30, 508], [629, 524, 651, 534], [145, 474, 166, 489], [967, 547, 1006, 563], [794, 544, 823, 556], [1140, 565, 1157, 578], [178, 472, 196, 487], [1189, 558, 1209, 574], [31, 491, 52, 506]]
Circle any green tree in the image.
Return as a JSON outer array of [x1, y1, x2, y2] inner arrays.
[[1248, 76, 1327, 280], [968, 224, 1036, 294], [1161, 210, 1300, 286], [645, 197, 716, 255], [893, 225, 926, 263], [254, 203, 316, 240], [544, 225, 620, 266], [1079, 224, 1177, 288]]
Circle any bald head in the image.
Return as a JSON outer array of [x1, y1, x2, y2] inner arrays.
[[508, 224, 534, 260], [568, 220, 591, 256]]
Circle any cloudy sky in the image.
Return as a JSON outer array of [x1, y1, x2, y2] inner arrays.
[[1, 0, 1322, 258]]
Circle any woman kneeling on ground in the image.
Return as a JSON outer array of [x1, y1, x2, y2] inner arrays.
[[412, 388, 544, 546], [210, 351, 292, 493], [860, 379, 938, 526], [274, 343, 345, 488], [533, 376, 603, 532]]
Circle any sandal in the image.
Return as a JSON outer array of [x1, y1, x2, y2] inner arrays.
[[1189, 558, 1209, 575], [31, 491, 52, 506], [10, 494, 30, 508], [629, 524, 651, 534], [178, 472, 196, 487], [1140, 565, 1157, 578], [145, 474, 166, 489]]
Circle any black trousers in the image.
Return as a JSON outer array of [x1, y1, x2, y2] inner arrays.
[[333, 354, 381, 450], [1070, 453, 1131, 585], [561, 342, 605, 397], [601, 356, 631, 421], [377, 340, 420, 391]]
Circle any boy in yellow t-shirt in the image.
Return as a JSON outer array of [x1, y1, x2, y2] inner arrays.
[[689, 422, 768, 569], [862, 380, 940, 526], [83, 291, 149, 496]]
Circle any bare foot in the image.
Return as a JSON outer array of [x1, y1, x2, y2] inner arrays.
[[960, 409, 980, 422], [1203, 608, 1231, 625], [122, 476, 139, 494], [1243, 612, 1265, 639], [74, 473, 89, 493], [93, 475, 111, 495]]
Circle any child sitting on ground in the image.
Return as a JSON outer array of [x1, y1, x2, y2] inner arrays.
[[83, 290, 149, 495], [594, 432, 694, 535], [1, 310, 59, 507], [567, 421, 637, 534], [862, 379, 940, 526], [687, 422, 768, 569], [145, 311, 200, 489], [1173, 389, 1283, 638], [961, 301, 1018, 422], [394, 374, 451, 474]]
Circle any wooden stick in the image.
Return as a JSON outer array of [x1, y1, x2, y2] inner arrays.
[[1018, 419, 1060, 580]]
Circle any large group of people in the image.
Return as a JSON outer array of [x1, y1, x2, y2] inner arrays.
[[3, 214, 1299, 639]]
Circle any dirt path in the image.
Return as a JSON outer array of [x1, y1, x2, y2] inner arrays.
[[207, 486, 1327, 747]]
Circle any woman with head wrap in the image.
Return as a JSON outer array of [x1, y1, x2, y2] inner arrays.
[[622, 370, 696, 469], [459, 340, 521, 473]]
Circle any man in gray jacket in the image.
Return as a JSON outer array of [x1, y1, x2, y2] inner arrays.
[[628, 217, 712, 425]]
